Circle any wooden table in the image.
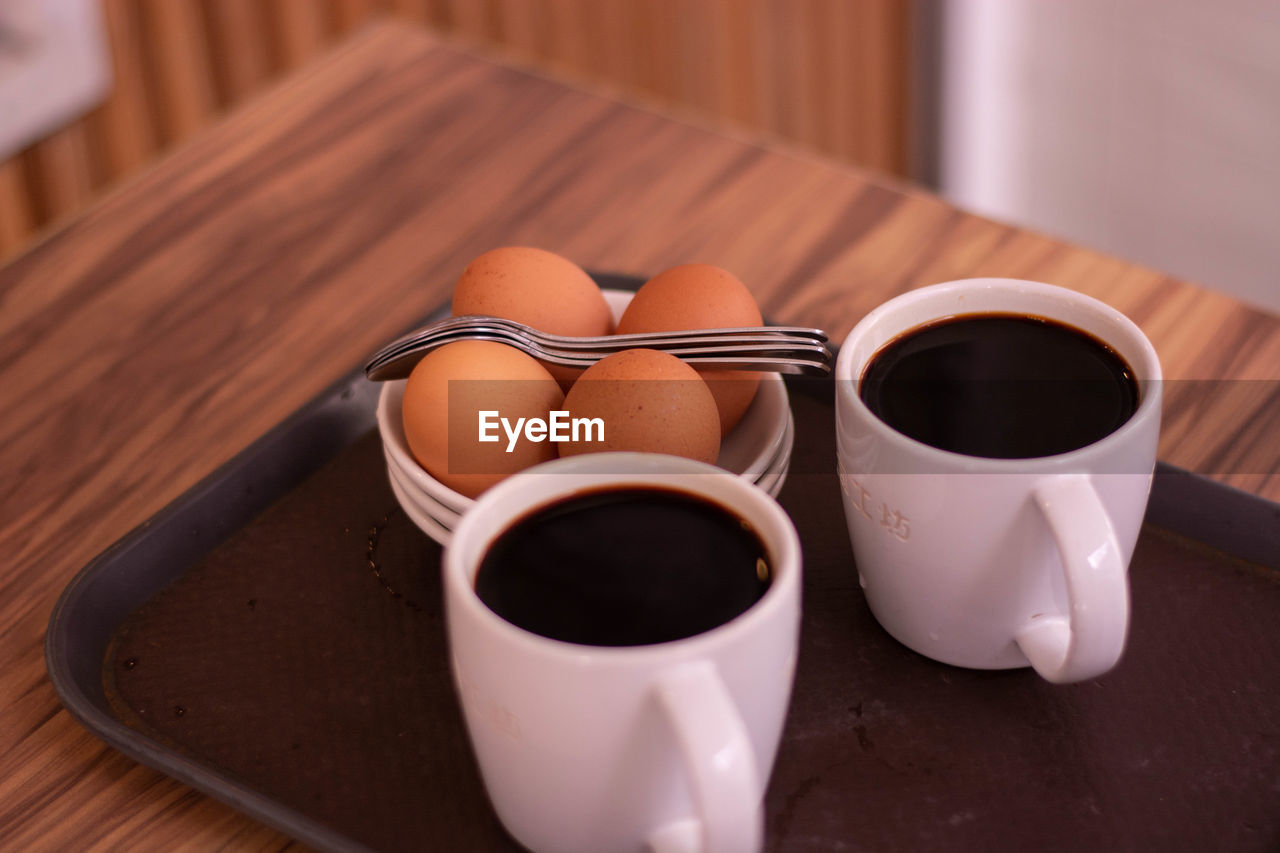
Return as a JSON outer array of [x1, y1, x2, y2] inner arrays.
[[2, 22, 1277, 850]]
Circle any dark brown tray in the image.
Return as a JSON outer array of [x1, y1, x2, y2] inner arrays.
[[47, 276, 1280, 852]]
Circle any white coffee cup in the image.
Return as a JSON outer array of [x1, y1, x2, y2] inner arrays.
[[442, 452, 802, 853], [834, 278, 1162, 684]]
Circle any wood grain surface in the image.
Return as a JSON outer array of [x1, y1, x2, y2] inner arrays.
[[0, 21, 1277, 851]]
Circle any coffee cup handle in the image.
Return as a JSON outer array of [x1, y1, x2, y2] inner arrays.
[[645, 660, 763, 853], [1015, 473, 1130, 684]]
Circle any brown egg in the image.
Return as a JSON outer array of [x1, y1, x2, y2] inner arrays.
[[402, 340, 564, 498], [559, 349, 720, 464], [452, 247, 614, 389], [615, 264, 764, 434]]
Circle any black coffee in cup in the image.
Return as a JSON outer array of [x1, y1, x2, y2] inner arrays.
[[475, 487, 771, 646], [859, 313, 1139, 459]]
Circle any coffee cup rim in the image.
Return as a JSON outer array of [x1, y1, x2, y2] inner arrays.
[[834, 278, 1163, 472], [443, 452, 802, 662]]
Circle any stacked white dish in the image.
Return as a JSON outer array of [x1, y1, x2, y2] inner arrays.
[[376, 290, 795, 546]]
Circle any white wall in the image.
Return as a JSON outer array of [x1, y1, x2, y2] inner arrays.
[[0, 0, 109, 160], [937, 0, 1280, 314]]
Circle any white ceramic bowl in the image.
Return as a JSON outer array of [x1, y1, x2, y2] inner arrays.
[[386, 462, 455, 544], [377, 288, 793, 526], [385, 418, 794, 533], [387, 406, 794, 546]]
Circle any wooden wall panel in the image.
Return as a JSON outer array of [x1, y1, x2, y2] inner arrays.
[[139, 0, 220, 144], [25, 125, 98, 222], [0, 0, 910, 263], [203, 0, 278, 104], [92, 0, 160, 174], [0, 160, 34, 251], [271, 0, 334, 67]]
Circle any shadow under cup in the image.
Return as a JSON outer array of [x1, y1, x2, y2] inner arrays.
[[441, 453, 801, 853], [834, 278, 1163, 683]]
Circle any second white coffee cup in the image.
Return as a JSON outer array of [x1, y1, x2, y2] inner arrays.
[[443, 452, 802, 853], [834, 278, 1162, 684]]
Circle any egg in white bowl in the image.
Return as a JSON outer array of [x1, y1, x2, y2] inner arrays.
[[377, 288, 793, 545]]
